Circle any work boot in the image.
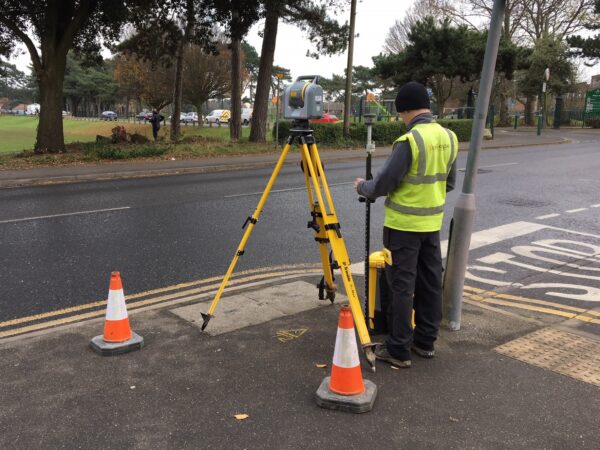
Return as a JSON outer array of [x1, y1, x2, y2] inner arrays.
[[374, 344, 411, 368], [412, 344, 435, 359]]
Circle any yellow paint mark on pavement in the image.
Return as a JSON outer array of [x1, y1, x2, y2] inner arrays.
[[464, 285, 600, 323], [276, 329, 308, 342]]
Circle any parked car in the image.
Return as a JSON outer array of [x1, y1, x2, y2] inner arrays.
[[168, 113, 187, 122], [101, 111, 118, 121], [241, 108, 253, 125], [205, 109, 230, 124], [310, 113, 339, 123], [137, 111, 152, 122], [182, 112, 199, 124]]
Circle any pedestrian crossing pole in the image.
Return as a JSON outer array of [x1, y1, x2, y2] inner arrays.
[[443, 0, 506, 331]]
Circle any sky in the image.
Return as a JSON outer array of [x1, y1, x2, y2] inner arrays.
[[245, 1, 412, 81], [7, 0, 599, 83]]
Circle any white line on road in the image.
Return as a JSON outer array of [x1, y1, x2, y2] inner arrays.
[[591, 204, 600, 208], [459, 162, 518, 171], [223, 182, 353, 198], [536, 213, 561, 220], [0, 207, 131, 224], [565, 208, 588, 214]]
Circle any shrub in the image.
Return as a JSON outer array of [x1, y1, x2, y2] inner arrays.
[[585, 116, 600, 128], [437, 119, 473, 142], [82, 142, 168, 159], [273, 118, 472, 146]]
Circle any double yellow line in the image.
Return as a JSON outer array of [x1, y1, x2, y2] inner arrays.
[[464, 285, 600, 324], [0, 264, 322, 339]]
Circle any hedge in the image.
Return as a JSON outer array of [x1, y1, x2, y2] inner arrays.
[[273, 119, 472, 146]]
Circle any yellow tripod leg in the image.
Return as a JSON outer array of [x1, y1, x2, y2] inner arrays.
[[300, 150, 337, 302], [201, 142, 292, 331], [299, 141, 376, 370]]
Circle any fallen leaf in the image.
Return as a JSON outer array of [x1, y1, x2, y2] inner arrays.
[[234, 414, 249, 420], [449, 416, 459, 422], [315, 363, 327, 368]]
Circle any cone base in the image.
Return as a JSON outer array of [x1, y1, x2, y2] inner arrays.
[[90, 332, 144, 356], [315, 376, 377, 414]]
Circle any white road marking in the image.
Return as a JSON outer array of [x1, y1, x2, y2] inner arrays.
[[591, 204, 600, 208], [565, 208, 588, 214], [0, 207, 131, 224], [458, 162, 518, 171], [536, 213, 560, 220], [223, 182, 353, 198]]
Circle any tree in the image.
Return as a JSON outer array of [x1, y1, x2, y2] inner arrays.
[[373, 17, 487, 116], [113, 53, 146, 116], [0, 1, 145, 152], [319, 74, 347, 101], [249, 0, 349, 143], [568, 0, 600, 61], [183, 43, 232, 120], [242, 42, 260, 104], [517, 34, 576, 124]]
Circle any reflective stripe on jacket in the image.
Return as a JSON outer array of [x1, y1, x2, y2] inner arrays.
[[384, 123, 458, 232]]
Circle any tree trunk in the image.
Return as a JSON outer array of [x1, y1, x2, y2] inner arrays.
[[171, 42, 185, 142], [499, 91, 509, 126], [249, 5, 279, 143], [35, 59, 67, 153], [230, 37, 242, 141], [525, 96, 534, 126]]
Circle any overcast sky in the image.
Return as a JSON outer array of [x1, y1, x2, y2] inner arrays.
[[245, 1, 412, 80], [8, 0, 599, 83]]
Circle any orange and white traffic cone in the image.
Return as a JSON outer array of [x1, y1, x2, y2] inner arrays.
[[90, 272, 144, 356], [315, 305, 377, 413]]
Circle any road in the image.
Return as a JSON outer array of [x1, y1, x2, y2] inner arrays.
[[1, 129, 599, 334]]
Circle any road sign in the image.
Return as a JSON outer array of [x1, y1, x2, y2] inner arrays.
[[276, 73, 284, 79], [585, 89, 600, 117]]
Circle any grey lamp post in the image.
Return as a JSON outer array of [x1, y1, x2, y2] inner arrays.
[[442, 0, 506, 330]]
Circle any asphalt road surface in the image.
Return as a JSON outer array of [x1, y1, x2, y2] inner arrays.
[[1, 130, 599, 324]]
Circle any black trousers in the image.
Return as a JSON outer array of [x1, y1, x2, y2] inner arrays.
[[152, 126, 159, 141], [383, 227, 443, 360]]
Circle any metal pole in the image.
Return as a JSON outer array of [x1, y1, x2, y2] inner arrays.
[[362, 115, 375, 319], [343, 0, 357, 138], [275, 79, 280, 146], [442, 0, 506, 331]]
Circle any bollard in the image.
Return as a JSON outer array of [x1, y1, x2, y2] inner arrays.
[[537, 113, 542, 136], [514, 114, 518, 130]]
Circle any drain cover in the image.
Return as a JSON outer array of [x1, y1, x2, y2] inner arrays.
[[495, 327, 600, 387]]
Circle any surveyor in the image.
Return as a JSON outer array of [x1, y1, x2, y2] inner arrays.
[[354, 81, 457, 368]]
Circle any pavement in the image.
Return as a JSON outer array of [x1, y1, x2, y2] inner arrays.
[[2, 126, 599, 448], [0, 127, 573, 188], [1, 273, 599, 449]]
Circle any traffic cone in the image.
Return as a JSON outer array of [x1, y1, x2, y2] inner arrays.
[[90, 272, 144, 356], [315, 306, 377, 413]]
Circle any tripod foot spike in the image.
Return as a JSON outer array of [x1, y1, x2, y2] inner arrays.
[[200, 313, 213, 332], [363, 345, 377, 373]]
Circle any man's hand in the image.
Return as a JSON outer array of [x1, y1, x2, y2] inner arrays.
[[354, 177, 364, 192]]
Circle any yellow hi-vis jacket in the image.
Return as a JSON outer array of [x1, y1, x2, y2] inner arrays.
[[384, 122, 458, 232]]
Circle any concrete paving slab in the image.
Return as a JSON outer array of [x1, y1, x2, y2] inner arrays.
[[170, 280, 341, 335]]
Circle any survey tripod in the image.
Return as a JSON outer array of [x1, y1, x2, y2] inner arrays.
[[200, 119, 376, 371]]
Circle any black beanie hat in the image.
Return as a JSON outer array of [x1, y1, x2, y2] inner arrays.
[[395, 81, 430, 112]]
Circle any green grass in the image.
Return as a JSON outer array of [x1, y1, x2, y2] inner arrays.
[[0, 116, 268, 154]]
